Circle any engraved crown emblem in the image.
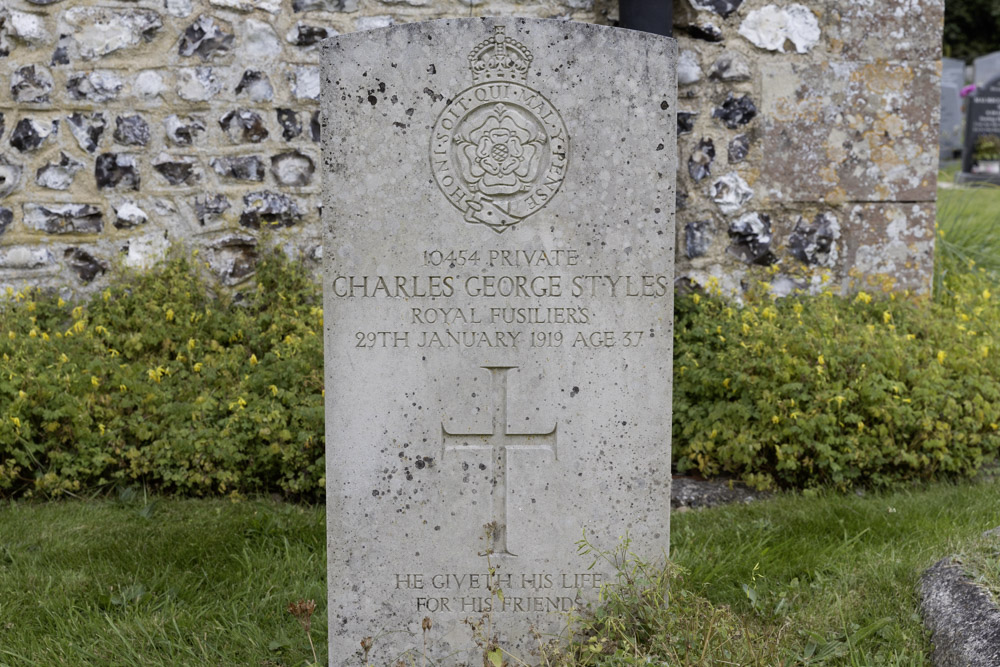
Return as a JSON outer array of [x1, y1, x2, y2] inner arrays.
[[468, 27, 533, 83]]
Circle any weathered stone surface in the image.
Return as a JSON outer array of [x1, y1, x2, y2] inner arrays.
[[688, 138, 714, 182], [67, 70, 123, 101], [24, 202, 102, 233], [67, 112, 106, 153], [195, 193, 230, 225], [355, 15, 393, 31], [36, 152, 84, 190], [829, 0, 943, 61], [711, 172, 752, 215], [133, 70, 166, 99], [113, 201, 148, 229], [238, 18, 282, 61], [678, 111, 696, 135], [921, 558, 1000, 667], [0, 207, 11, 235], [123, 232, 169, 269], [0, 247, 53, 270], [739, 4, 819, 54], [0, 114, 5, 142], [208, 233, 257, 284], [277, 108, 303, 140], [310, 111, 321, 142], [176, 66, 221, 101], [684, 220, 713, 258], [220, 109, 269, 143], [113, 115, 150, 146], [287, 23, 332, 47], [10, 118, 57, 152], [270, 151, 314, 186], [788, 212, 838, 267], [61, 7, 162, 60], [0, 156, 23, 198], [64, 247, 107, 283], [178, 15, 233, 60], [687, 0, 743, 18], [322, 18, 675, 665], [7, 10, 51, 45], [292, 66, 320, 100], [235, 70, 274, 102], [678, 49, 702, 86], [165, 0, 194, 18], [713, 92, 757, 128], [11, 64, 54, 102], [727, 133, 749, 163], [152, 153, 200, 186], [708, 51, 751, 82], [210, 0, 281, 13], [728, 212, 774, 265], [842, 203, 935, 293], [759, 61, 938, 203], [682, 22, 723, 42], [165, 114, 206, 146], [95, 153, 140, 191], [211, 155, 265, 181], [50, 35, 71, 65], [239, 190, 301, 228], [293, 0, 359, 12]]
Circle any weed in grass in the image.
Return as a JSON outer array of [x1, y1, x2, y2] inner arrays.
[[288, 598, 319, 665]]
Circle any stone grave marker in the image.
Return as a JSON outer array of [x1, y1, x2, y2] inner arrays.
[[940, 58, 965, 160], [321, 17, 676, 665], [974, 51, 1000, 86], [958, 76, 1000, 185]]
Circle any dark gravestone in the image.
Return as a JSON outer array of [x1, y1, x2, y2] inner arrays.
[[958, 76, 1000, 185]]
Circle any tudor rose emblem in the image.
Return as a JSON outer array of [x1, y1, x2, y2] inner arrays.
[[430, 26, 569, 234]]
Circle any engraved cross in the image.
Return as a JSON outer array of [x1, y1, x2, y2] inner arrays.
[[442, 366, 557, 557]]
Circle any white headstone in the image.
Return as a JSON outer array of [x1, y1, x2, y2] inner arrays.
[[322, 18, 676, 665]]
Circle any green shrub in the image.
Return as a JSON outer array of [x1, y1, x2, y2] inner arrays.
[[3, 232, 1000, 498], [0, 250, 325, 499], [673, 270, 1000, 490]]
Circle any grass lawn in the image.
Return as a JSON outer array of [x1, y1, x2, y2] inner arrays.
[[1, 480, 999, 665]]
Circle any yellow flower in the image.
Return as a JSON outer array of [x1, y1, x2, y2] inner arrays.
[[771, 415, 780, 424], [72, 306, 83, 320], [98, 424, 106, 435], [937, 350, 946, 365], [18, 390, 26, 400], [41, 332, 50, 341], [249, 354, 258, 366], [187, 338, 196, 351], [59, 353, 69, 363], [91, 376, 99, 387], [28, 329, 37, 338], [817, 355, 825, 366], [982, 346, 990, 359], [57, 297, 65, 307], [7, 331, 14, 340], [165, 308, 174, 322], [855, 292, 872, 305], [10, 417, 20, 429], [103, 289, 111, 302], [692, 294, 701, 305], [270, 385, 279, 397], [193, 363, 203, 372], [722, 378, 730, 389], [984, 289, 992, 300], [883, 311, 892, 324], [857, 421, 865, 432]]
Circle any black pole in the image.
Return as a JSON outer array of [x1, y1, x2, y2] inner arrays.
[[619, 0, 673, 37]]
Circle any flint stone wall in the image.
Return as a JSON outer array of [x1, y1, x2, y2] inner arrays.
[[0, 0, 941, 294]]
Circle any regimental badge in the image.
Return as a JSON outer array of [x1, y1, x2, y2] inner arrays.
[[430, 26, 569, 234]]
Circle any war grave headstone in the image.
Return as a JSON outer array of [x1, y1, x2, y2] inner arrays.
[[974, 51, 1000, 86], [321, 17, 676, 665], [940, 57, 965, 160], [958, 76, 1000, 185]]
